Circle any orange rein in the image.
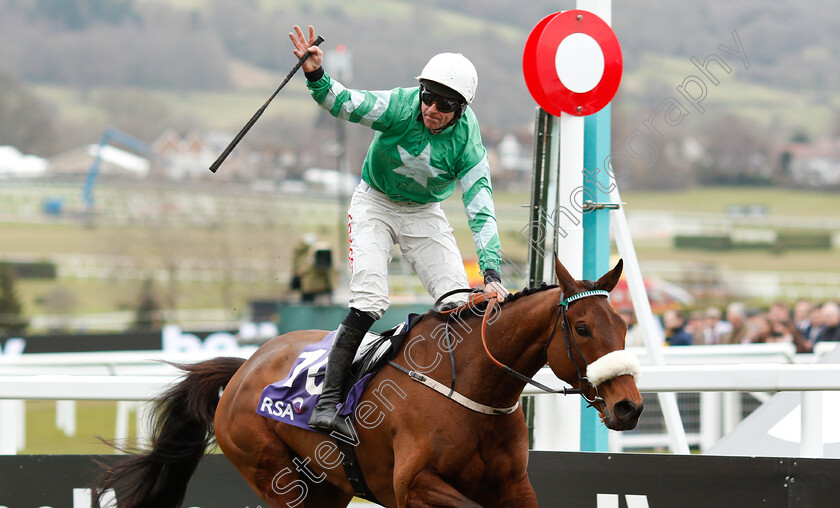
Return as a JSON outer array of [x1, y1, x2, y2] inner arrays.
[[438, 291, 507, 370]]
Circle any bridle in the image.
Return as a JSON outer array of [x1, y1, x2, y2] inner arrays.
[[436, 287, 611, 406], [483, 289, 610, 405]]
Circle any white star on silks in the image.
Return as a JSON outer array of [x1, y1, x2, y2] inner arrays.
[[393, 144, 445, 188]]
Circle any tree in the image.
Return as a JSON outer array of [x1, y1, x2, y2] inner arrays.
[[695, 115, 772, 186], [31, 0, 139, 30], [0, 72, 56, 155], [39, 286, 77, 332], [0, 263, 28, 336]]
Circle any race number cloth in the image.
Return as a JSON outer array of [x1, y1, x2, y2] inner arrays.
[[255, 331, 373, 433]]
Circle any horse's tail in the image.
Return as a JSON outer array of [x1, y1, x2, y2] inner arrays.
[[92, 356, 246, 508]]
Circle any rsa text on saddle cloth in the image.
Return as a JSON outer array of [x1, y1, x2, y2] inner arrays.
[[256, 330, 378, 430]]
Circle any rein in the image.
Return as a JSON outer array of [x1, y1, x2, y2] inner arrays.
[[390, 289, 520, 415], [390, 287, 620, 416], [475, 289, 611, 405]]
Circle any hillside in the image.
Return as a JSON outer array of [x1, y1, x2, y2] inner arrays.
[[1, 0, 838, 156]]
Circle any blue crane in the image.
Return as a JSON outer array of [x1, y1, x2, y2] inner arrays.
[[82, 127, 154, 213]]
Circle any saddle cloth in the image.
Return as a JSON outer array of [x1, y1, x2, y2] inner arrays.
[[255, 314, 421, 433]]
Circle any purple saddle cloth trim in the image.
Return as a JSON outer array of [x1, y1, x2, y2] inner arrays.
[[255, 330, 374, 434]]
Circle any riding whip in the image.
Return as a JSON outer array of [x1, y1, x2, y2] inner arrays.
[[209, 35, 325, 173]]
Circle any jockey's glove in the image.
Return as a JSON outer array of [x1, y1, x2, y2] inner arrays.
[[483, 268, 501, 284]]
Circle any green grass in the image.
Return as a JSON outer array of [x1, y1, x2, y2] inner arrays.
[[32, 84, 316, 131], [22, 401, 227, 455], [634, 246, 840, 274], [23, 401, 134, 454], [3, 186, 838, 323], [620, 53, 837, 136], [483, 186, 840, 219], [621, 186, 840, 217]]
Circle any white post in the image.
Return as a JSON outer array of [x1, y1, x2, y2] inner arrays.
[[0, 399, 18, 454], [800, 391, 823, 458], [608, 429, 623, 452], [533, 116, 582, 451], [533, 393, 580, 451], [115, 400, 132, 451], [699, 392, 721, 452], [543, 103, 586, 453], [722, 392, 741, 434], [136, 401, 153, 450], [56, 400, 77, 437], [609, 185, 690, 454], [556, 113, 585, 279], [15, 400, 25, 452], [579, 0, 612, 25]]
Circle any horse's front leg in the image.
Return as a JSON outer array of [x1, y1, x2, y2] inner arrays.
[[401, 469, 481, 508], [492, 475, 539, 508]]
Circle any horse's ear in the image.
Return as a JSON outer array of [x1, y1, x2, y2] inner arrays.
[[595, 259, 623, 293], [554, 254, 577, 291]]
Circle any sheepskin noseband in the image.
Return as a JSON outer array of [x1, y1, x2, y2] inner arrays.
[[586, 350, 642, 387]]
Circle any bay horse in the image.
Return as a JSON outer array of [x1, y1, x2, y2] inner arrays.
[[93, 257, 643, 507]]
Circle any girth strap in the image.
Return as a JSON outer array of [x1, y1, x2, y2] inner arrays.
[[334, 430, 380, 504]]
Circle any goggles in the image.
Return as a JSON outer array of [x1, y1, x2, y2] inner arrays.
[[420, 88, 462, 113]]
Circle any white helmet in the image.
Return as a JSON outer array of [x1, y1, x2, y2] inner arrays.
[[416, 53, 478, 104]]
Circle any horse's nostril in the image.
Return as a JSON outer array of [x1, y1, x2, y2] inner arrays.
[[613, 400, 643, 422]]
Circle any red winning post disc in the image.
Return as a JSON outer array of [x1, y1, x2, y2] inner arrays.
[[523, 10, 622, 117]]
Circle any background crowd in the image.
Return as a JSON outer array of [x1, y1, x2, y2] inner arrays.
[[621, 299, 840, 353]]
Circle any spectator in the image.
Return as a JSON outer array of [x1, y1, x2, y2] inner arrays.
[[721, 302, 749, 344], [768, 301, 792, 324], [787, 302, 839, 353], [815, 302, 840, 343], [743, 314, 775, 344], [701, 306, 732, 345], [806, 305, 825, 342], [764, 301, 808, 352], [686, 311, 706, 345], [792, 299, 814, 339], [663, 309, 692, 346], [619, 308, 644, 348]]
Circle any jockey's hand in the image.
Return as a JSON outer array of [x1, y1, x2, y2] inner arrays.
[[289, 24, 323, 73], [483, 269, 510, 302]]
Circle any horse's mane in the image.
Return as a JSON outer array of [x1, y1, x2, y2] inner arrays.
[[500, 279, 596, 304], [504, 282, 558, 303], [428, 279, 595, 321]]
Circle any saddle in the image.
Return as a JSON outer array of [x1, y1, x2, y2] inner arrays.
[[337, 313, 423, 401], [256, 314, 424, 432]]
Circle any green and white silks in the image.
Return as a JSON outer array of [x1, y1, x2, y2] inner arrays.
[[306, 71, 502, 274]]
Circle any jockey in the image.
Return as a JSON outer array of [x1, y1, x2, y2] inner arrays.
[[289, 25, 509, 435]]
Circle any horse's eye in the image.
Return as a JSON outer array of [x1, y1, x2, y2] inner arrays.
[[575, 325, 591, 337]]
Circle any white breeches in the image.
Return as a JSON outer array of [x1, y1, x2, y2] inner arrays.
[[347, 182, 469, 319]]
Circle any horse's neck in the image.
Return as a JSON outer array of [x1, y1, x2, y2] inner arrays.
[[449, 290, 560, 407]]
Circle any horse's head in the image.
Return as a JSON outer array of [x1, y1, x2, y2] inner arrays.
[[546, 257, 643, 431]]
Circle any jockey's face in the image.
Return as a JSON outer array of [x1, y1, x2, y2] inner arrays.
[[420, 101, 455, 132]]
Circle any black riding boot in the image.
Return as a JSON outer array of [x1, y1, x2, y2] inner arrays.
[[308, 324, 366, 434]]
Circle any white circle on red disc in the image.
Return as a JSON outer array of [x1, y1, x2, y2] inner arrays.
[[555, 33, 604, 93], [522, 10, 622, 116]]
